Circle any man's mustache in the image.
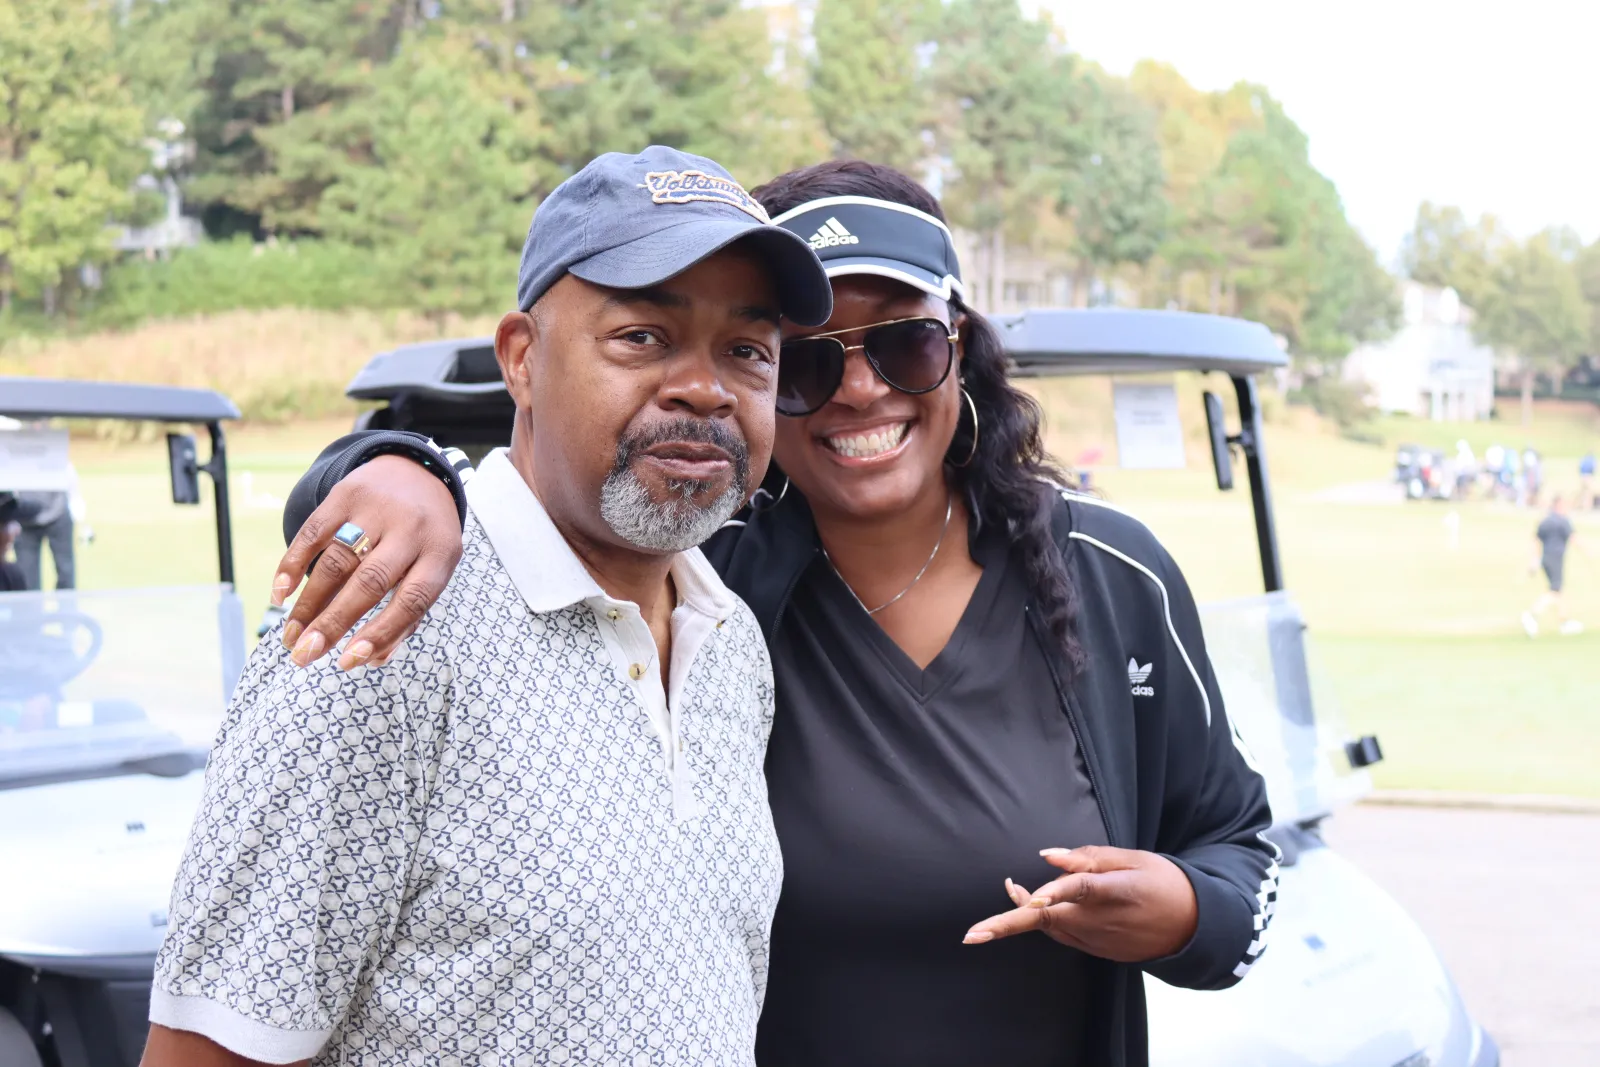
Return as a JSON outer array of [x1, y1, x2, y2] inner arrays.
[[613, 417, 750, 488]]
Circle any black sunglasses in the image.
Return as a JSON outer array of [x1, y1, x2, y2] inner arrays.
[[776, 316, 958, 417]]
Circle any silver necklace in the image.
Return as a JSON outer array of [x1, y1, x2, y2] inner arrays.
[[823, 495, 953, 616]]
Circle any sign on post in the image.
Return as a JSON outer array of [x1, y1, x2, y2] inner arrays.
[[0, 429, 72, 490], [1112, 381, 1186, 470]]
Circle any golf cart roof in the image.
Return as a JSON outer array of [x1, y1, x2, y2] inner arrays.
[[346, 338, 501, 403], [0, 378, 239, 422], [997, 308, 1287, 377]]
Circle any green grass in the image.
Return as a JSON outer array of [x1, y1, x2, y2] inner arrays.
[[1089, 432, 1600, 798], [1315, 634, 1600, 797], [27, 404, 1600, 799]]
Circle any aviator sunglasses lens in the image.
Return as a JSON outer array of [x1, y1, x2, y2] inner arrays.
[[776, 318, 955, 416], [864, 318, 954, 394], [776, 337, 845, 416]]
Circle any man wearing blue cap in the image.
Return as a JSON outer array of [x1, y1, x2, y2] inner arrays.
[[142, 147, 832, 1067]]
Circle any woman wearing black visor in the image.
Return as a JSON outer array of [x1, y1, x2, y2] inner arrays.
[[271, 160, 1277, 1066]]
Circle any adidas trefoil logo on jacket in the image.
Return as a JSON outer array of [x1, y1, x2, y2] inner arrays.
[[1128, 658, 1155, 697]]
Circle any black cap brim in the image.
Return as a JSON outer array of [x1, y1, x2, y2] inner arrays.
[[819, 256, 965, 302], [569, 219, 833, 326]]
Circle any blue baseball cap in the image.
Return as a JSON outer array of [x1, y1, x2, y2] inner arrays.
[[517, 146, 833, 326]]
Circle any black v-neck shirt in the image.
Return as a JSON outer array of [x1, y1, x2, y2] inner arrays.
[[754, 528, 1109, 1067]]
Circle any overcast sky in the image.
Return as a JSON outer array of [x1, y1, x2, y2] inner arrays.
[[1034, 0, 1598, 265]]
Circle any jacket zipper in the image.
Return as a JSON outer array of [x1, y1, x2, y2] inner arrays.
[[1028, 604, 1118, 848]]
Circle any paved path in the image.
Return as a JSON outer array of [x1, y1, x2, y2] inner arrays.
[[1324, 804, 1600, 1067]]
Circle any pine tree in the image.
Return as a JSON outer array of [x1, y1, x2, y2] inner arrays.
[[1057, 70, 1167, 304], [928, 0, 1083, 310], [809, 0, 937, 171], [541, 0, 827, 184], [176, 0, 416, 234], [316, 31, 540, 319]]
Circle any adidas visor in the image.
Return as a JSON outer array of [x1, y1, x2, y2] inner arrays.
[[768, 196, 965, 302]]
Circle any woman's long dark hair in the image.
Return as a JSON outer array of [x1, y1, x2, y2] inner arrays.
[[751, 159, 1084, 670]]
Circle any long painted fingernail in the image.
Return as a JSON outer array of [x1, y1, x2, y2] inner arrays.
[[270, 573, 292, 606], [963, 931, 993, 944], [281, 619, 303, 650], [290, 629, 325, 667], [1041, 848, 1073, 858], [339, 640, 373, 671]]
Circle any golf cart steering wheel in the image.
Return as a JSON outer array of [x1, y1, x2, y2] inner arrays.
[[0, 608, 104, 700]]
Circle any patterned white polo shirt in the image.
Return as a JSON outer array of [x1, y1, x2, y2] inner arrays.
[[151, 449, 783, 1066]]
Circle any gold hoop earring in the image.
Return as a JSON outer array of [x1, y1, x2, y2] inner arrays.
[[950, 387, 980, 468]]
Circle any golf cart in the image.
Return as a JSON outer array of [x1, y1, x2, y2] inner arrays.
[[1001, 310, 1495, 1067], [1394, 443, 1451, 501], [347, 309, 1497, 1067], [0, 379, 245, 1067]]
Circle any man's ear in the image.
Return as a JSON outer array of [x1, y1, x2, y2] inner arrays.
[[495, 309, 537, 407]]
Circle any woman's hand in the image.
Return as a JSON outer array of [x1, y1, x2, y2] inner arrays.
[[272, 456, 463, 670], [963, 846, 1199, 963]]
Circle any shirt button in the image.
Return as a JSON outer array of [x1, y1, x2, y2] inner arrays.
[[628, 663, 645, 680], [606, 609, 621, 622]]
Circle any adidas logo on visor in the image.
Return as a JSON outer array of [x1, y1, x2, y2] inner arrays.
[[1128, 658, 1155, 698], [808, 217, 860, 250]]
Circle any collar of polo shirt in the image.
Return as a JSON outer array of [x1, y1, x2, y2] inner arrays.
[[464, 448, 736, 619]]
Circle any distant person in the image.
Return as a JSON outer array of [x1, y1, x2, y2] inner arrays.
[[1581, 451, 1596, 509], [12, 467, 89, 591], [1521, 447, 1542, 507], [0, 519, 26, 592], [1454, 439, 1477, 498], [1483, 443, 1506, 499], [1522, 495, 1584, 636]]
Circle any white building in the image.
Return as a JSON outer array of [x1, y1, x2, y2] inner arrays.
[[115, 121, 202, 257], [1343, 282, 1495, 421]]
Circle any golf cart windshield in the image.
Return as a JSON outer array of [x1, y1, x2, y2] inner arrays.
[[1197, 593, 1369, 822], [0, 585, 242, 789], [1, 378, 244, 788]]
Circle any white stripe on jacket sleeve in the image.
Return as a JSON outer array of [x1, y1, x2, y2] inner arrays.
[[1062, 492, 1282, 979]]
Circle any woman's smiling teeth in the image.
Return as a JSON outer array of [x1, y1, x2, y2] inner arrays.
[[824, 422, 909, 459]]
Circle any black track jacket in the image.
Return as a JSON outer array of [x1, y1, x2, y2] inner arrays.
[[286, 434, 1280, 1066]]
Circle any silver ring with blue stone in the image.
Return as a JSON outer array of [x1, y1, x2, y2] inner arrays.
[[332, 521, 374, 559]]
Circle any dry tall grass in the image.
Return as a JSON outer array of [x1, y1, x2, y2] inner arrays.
[[1, 309, 498, 423]]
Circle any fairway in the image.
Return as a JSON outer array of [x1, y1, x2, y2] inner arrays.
[[1073, 401, 1600, 800], [27, 400, 1600, 800]]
